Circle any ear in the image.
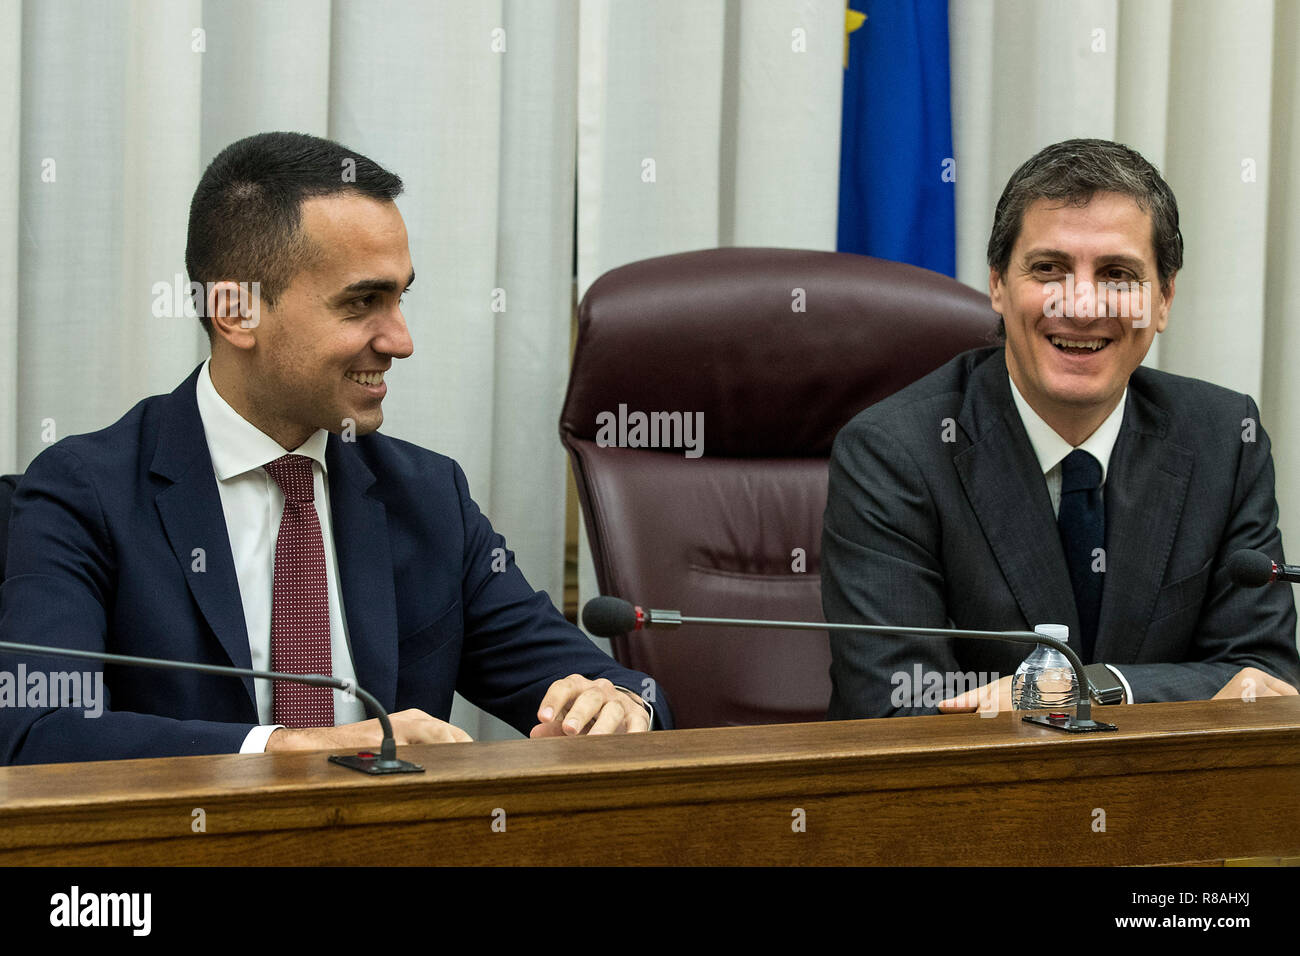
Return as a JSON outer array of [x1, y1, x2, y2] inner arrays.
[[206, 281, 262, 350], [1154, 273, 1174, 333], [988, 267, 1006, 315]]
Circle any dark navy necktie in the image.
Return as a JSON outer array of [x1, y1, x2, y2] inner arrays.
[[1058, 449, 1104, 663]]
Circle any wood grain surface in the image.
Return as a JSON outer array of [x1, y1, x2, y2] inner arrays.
[[1, 697, 1296, 865]]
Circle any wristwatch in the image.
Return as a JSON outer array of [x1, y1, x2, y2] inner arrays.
[[1083, 663, 1125, 705]]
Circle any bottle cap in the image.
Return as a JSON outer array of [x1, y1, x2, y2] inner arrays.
[[1034, 623, 1069, 643]]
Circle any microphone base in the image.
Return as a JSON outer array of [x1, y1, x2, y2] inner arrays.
[[328, 752, 426, 775], [1021, 714, 1118, 733]]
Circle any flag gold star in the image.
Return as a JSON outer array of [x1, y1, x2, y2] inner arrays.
[[845, 6, 867, 68]]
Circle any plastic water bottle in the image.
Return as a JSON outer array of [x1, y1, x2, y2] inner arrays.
[[1011, 624, 1079, 712]]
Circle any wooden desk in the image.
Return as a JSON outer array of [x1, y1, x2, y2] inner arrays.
[[1, 698, 1297, 865]]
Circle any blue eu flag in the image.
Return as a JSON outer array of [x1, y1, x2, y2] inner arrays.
[[837, 0, 956, 277]]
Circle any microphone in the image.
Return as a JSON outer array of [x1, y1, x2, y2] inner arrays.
[[582, 596, 1117, 732], [582, 595, 643, 635], [0, 639, 424, 775], [1227, 548, 1300, 587]]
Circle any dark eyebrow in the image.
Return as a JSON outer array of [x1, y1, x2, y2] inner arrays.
[[1094, 254, 1147, 273], [1021, 247, 1074, 263], [1022, 248, 1147, 273], [329, 270, 416, 306]]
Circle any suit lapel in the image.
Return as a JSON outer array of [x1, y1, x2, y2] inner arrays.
[[1094, 383, 1192, 663], [151, 366, 257, 710], [326, 436, 399, 711], [954, 352, 1080, 637]]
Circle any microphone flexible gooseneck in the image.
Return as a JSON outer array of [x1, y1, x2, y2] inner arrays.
[[582, 595, 1116, 732], [0, 639, 424, 774]]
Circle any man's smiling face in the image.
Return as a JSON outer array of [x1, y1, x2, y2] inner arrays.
[[242, 192, 414, 450], [989, 191, 1174, 443]]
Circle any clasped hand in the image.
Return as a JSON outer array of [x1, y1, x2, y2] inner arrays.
[[266, 674, 649, 751]]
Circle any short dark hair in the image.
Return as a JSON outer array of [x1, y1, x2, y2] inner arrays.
[[986, 139, 1183, 336], [185, 131, 404, 336]]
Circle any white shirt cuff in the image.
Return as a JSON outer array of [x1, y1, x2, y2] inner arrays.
[[1104, 664, 1134, 704], [240, 724, 286, 753]]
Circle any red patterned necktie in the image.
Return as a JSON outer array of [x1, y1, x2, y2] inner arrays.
[[264, 454, 334, 727]]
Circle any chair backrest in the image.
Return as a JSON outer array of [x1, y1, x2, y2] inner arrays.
[[0, 474, 21, 581], [560, 247, 999, 727]]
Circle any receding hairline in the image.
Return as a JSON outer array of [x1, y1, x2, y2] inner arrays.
[[241, 186, 396, 274]]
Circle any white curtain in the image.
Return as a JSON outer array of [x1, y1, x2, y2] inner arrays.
[[949, 0, 1300, 568], [576, 0, 844, 293]]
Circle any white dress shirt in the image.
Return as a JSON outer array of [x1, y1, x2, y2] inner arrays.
[[195, 359, 367, 751], [1007, 373, 1134, 703]]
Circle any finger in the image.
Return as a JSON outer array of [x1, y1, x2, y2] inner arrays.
[[612, 689, 651, 731], [562, 686, 610, 735], [537, 674, 585, 723], [937, 699, 978, 713], [386, 709, 433, 744], [622, 696, 651, 732], [937, 689, 978, 712], [395, 716, 472, 745], [389, 719, 425, 746], [998, 676, 1015, 711], [558, 677, 616, 733], [1261, 674, 1299, 696], [587, 700, 629, 736], [975, 686, 1002, 714], [530, 720, 566, 738]]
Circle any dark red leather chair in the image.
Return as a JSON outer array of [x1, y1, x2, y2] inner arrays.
[[560, 248, 998, 728]]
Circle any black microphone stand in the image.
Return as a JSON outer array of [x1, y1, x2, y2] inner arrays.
[[592, 601, 1117, 732], [0, 639, 425, 774]]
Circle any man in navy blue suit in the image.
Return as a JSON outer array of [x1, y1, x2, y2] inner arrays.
[[0, 132, 669, 764]]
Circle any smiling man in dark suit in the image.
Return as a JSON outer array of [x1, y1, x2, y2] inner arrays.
[[0, 132, 667, 764], [824, 138, 1300, 718]]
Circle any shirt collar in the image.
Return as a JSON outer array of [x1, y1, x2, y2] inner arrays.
[[1007, 371, 1127, 484], [195, 358, 329, 481]]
